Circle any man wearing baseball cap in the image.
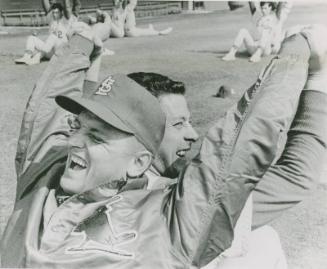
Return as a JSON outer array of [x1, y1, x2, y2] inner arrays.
[[127, 25, 327, 268], [1, 29, 166, 267], [2, 25, 327, 269]]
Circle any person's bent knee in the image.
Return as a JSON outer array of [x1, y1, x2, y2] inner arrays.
[[27, 35, 35, 42], [239, 28, 249, 35], [125, 29, 138, 37], [112, 31, 124, 38], [26, 35, 38, 45]]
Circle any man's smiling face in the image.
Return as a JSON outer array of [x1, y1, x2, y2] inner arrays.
[[156, 94, 199, 171], [60, 111, 140, 195]]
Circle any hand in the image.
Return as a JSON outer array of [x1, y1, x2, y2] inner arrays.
[[301, 24, 327, 73], [301, 24, 327, 93]]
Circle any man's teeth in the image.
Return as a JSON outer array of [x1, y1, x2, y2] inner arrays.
[[177, 150, 186, 157], [70, 155, 87, 169]]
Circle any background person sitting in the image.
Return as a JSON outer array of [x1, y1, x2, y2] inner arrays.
[[124, 0, 173, 37], [15, 0, 76, 65], [223, 2, 281, 62], [110, 0, 127, 38]]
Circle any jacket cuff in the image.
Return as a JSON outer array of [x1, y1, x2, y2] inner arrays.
[[290, 90, 327, 146], [68, 34, 94, 57], [279, 34, 310, 61]]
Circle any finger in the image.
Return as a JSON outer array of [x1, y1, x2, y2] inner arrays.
[[300, 24, 327, 73], [302, 24, 327, 55]]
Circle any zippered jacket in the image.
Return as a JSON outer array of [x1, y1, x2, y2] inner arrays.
[[1, 34, 326, 268]]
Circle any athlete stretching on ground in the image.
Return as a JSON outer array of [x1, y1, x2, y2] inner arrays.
[[222, 2, 291, 62], [124, 0, 173, 37], [15, 0, 76, 65]]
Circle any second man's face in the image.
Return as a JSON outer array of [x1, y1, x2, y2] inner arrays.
[[261, 4, 272, 16], [52, 8, 62, 20], [157, 94, 199, 170]]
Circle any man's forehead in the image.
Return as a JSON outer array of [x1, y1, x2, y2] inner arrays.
[[78, 112, 127, 136], [159, 94, 190, 118]]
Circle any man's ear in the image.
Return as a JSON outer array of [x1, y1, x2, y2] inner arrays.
[[127, 151, 153, 178]]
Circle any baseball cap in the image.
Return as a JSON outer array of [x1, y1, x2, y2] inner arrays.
[[55, 74, 166, 155]]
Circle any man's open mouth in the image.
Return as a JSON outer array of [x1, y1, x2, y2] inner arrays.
[[176, 148, 190, 158], [69, 155, 87, 170]]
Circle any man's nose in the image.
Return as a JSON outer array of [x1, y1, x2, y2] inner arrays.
[[185, 125, 199, 142], [68, 131, 85, 148]]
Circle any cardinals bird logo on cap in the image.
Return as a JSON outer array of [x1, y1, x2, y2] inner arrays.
[[96, 76, 115, 96]]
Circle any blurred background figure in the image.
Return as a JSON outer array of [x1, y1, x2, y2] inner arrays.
[[15, 0, 76, 65], [124, 0, 173, 37], [223, 1, 292, 62]]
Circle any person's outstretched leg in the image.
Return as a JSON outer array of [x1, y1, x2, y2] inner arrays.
[[124, 1, 172, 38], [110, 22, 125, 38], [207, 226, 287, 269], [125, 24, 172, 37]]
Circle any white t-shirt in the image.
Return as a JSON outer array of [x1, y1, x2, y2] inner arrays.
[[253, 12, 278, 38], [47, 14, 77, 46]]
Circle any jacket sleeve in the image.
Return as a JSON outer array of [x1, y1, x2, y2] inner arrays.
[[15, 35, 94, 190], [165, 34, 310, 267], [252, 90, 327, 229]]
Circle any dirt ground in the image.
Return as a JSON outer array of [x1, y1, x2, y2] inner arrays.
[[1, 3, 327, 268]]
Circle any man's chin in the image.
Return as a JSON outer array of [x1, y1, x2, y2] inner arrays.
[[60, 174, 82, 195]]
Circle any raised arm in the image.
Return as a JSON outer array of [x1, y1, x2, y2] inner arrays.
[[42, 0, 51, 14], [248, 1, 257, 15], [252, 25, 327, 228], [165, 34, 311, 267], [252, 91, 327, 228], [63, 0, 73, 19], [250, 1, 262, 17], [276, 2, 293, 25], [72, 0, 82, 17], [15, 29, 102, 199]]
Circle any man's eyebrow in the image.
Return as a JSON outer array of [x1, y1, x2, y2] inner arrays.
[[169, 116, 187, 121]]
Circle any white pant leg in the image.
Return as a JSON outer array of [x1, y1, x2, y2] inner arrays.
[[25, 35, 56, 59], [234, 28, 257, 54], [203, 226, 288, 269], [26, 35, 45, 53]]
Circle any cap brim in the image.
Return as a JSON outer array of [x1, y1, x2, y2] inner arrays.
[[55, 95, 134, 135]]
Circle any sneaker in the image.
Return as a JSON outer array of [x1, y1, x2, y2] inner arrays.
[[249, 53, 261, 63], [159, 27, 173, 36], [102, 48, 115, 56], [26, 53, 41, 65], [222, 53, 235, 61], [15, 54, 31, 64]]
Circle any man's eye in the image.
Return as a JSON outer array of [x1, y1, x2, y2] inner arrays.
[[88, 133, 104, 144], [173, 122, 184, 129]]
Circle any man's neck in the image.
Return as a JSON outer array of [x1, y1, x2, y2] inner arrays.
[[152, 157, 166, 176]]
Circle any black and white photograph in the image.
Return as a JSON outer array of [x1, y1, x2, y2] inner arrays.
[[0, 0, 326, 268]]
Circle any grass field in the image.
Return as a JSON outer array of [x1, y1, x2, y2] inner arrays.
[[1, 3, 327, 268]]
